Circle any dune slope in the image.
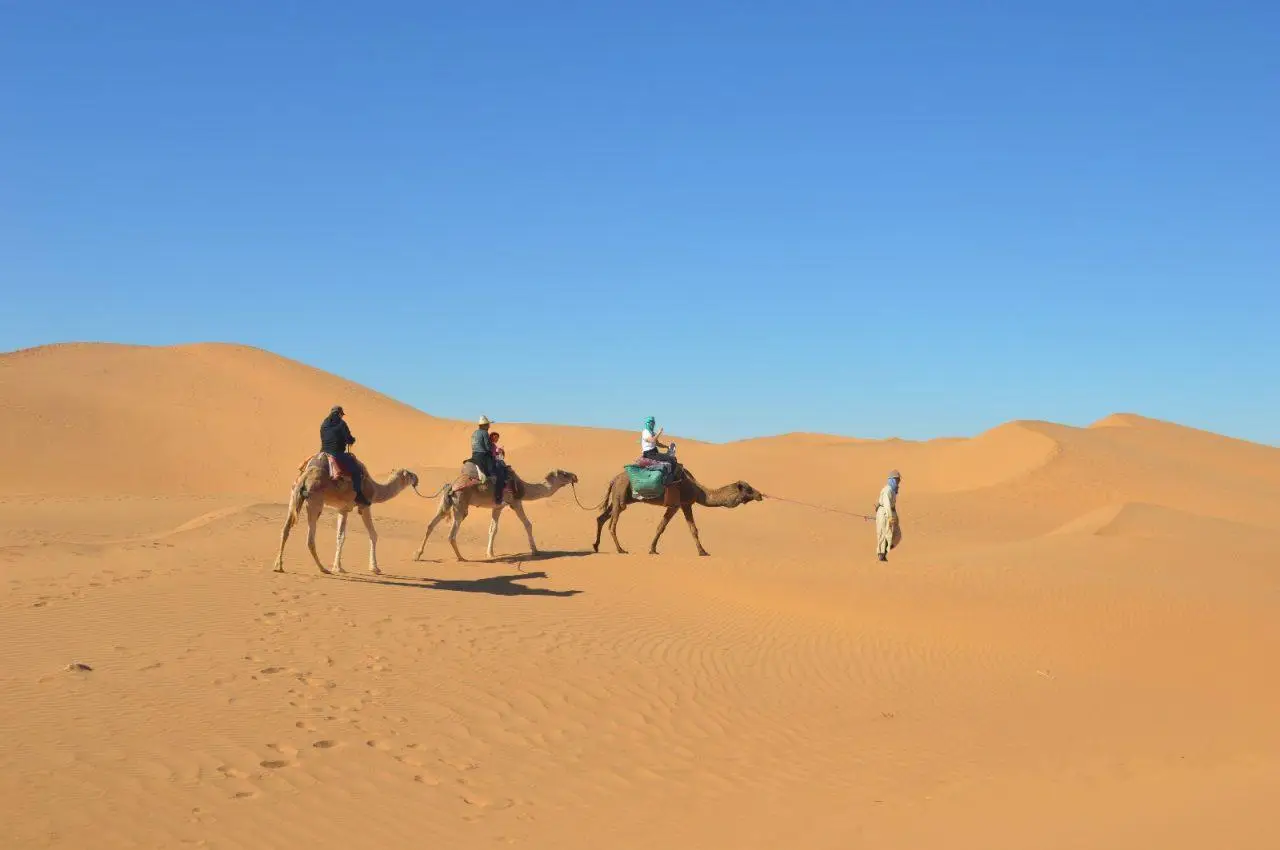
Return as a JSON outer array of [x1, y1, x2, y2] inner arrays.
[[1, 341, 1278, 850]]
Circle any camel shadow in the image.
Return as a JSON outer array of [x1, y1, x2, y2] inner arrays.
[[486, 549, 595, 565], [331, 570, 581, 598]]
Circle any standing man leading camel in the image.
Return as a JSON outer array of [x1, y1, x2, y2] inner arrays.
[[875, 470, 902, 561], [321, 405, 369, 506]]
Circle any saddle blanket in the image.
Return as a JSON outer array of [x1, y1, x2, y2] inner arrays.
[[452, 462, 521, 499], [625, 464, 669, 500], [298, 451, 346, 480]]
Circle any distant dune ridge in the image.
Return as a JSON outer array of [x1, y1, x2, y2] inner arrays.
[[2, 340, 1278, 850]]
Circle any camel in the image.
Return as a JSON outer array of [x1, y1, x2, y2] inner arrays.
[[273, 453, 419, 575], [592, 467, 764, 556], [414, 464, 579, 561]]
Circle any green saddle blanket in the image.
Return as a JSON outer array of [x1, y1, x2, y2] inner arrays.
[[624, 464, 669, 499]]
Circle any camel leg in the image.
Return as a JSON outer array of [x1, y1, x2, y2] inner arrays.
[[414, 498, 451, 561], [331, 509, 350, 574], [485, 505, 504, 559], [648, 506, 680, 555], [448, 503, 469, 562], [608, 503, 628, 555], [359, 506, 380, 574], [681, 503, 709, 556], [304, 498, 328, 574], [593, 504, 612, 553], [509, 500, 538, 555], [274, 505, 298, 573]]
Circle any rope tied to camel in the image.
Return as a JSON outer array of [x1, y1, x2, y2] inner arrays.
[[411, 482, 449, 500], [759, 492, 876, 521], [569, 482, 607, 512]]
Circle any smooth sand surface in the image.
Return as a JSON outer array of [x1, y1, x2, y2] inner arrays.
[[3, 342, 1279, 849]]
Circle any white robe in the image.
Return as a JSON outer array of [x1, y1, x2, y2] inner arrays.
[[875, 483, 901, 555]]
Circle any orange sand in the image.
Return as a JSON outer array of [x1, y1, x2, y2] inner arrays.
[[2, 342, 1278, 849]]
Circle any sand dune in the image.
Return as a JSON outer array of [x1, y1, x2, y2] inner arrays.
[[2, 341, 1278, 849], [1049, 500, 1279, 544]]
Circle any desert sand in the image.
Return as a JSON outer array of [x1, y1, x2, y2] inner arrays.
[[2, 341, 1278, 849]]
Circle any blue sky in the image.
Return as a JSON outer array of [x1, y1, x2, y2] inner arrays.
[[2, 1, 1276, 444]]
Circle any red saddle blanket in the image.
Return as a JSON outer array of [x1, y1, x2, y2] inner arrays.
[[297, 452, 349, 480]]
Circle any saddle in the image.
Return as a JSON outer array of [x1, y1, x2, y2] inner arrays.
[[452, 460, 524, 500], [635, 455, 682, 482], [625, 456, 683, 501], [298, 451, 355, 481]]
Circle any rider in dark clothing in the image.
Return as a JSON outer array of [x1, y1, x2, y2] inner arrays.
[[321, 405, 369, 506]]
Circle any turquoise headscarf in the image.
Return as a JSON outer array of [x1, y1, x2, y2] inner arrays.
[[644, 416, 656, 432]]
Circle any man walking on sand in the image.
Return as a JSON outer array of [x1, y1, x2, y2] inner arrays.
[[876, 470, 902, 561]]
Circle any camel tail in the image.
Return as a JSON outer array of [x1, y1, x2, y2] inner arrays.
[[439, 487, 457, 520], [287, 478, 308, 521]]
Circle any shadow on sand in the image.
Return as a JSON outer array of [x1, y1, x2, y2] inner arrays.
[[331, 570, 581, 598], [487, 549, 595, 565]]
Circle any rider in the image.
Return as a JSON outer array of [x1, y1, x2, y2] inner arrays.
[[321, 405, 370, 506], [641, 416, 680, 477], [470, 415, 507, 504]]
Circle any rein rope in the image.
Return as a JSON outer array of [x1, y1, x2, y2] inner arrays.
[[760, 493, 876, 521], [411, 482, 449, 500], [569, 482, 606, 512]]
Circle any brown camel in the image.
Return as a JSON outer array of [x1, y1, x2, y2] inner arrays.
[[592, 468, 764, 556], [273, 453, 419, 575], [414, 464, 579, 561]]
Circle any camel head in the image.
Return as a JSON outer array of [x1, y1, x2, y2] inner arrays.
[[393, 469, 419, 488], [547, 469, 579, 487], [732, 481, 764, 506]]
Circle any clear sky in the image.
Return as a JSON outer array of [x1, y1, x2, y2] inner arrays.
[[3, 1, 1277, 445]]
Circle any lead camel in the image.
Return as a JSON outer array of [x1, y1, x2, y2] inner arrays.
[[592, 468, 764, 556]]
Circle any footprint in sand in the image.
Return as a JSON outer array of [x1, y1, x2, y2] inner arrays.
[[233, 790, 257, 800], [312, 739, 339, 750], [259, 667, 286, 675], [217, 766, 249, 779], [297, 675, 335, 689], [366, 739, 393, 752], [461, 794, 511, 810], [443, 757, 481, 772], [259, 759, 292, 770]]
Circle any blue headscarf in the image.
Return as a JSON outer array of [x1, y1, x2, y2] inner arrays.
[[644, 416, 656, 432], [887, 476, 899, 495]]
